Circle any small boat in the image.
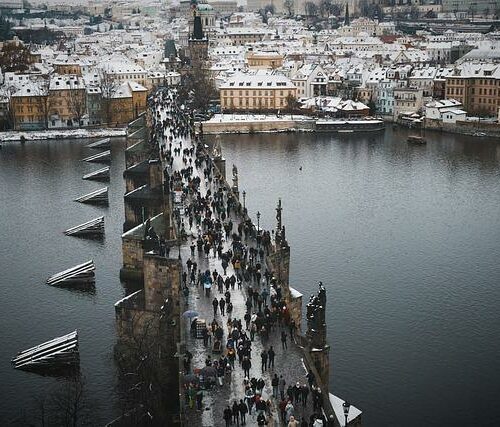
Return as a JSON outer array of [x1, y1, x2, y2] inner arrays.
[[86, 138, 111, 150], [473, 131, 487, 137], [82, 150, 111, 164], [407, 135, 426, 144], [11, 330, 79, 375], [64, 216, 104, 237], [82, 166, 110, 182], [74, 187, 108, 205], [46, 260, 95, 287]]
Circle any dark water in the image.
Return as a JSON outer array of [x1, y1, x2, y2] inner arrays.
[[1, 129, 500, 426], [0, 138, 126, 424], [212, 127, 500, 427]]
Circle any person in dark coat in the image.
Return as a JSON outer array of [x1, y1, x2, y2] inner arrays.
[[267, 346, 275, 370], [232, 400, 240, 426], [242, 356, 251, 378], [223, 406, 232, 427], [238, 399, 248, 425]]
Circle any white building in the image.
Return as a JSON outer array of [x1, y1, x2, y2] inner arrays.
[[291, 64, 328, 99], [425, 99, 467, 123]]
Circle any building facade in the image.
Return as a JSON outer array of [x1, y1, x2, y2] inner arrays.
[[219, 71, 297, 111]]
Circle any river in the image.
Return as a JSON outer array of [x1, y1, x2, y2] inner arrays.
[[1, 127, 499, 426], [0, 138, 126, 425], [212, 127, 500, 427]]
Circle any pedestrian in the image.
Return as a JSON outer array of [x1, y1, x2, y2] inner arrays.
[[220, 297, 226, 316], [285, 400, 294, 424], [294, 382, 301, 404], [279, 375, 286, 400], [272, 373, 279, 399], [223, 406, 232, 427], [196, 388, 203, 410], [232, 400, 240, 426], [257, 412, 267, 426], [242, 356, 251, 378], [281, 330, 287, 349], [268, 346, 275, 370], [289, 319, 296, 341], [301, 383, 309, 406], [239, 399, 248, 425], [261, 349, 268, 372], [288, 415, 299, 427], [212, 297, 219, 316]]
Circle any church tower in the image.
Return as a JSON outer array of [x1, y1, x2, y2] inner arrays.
[[188, 9, 209, 63]]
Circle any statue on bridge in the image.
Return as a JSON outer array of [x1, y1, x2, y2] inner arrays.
[[232, 164, 239, 191], [212, 137, 222, 159], [306, 282, 327, 348], [275, 199, 288, 247]]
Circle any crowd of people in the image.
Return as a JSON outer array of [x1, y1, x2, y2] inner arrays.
[[149, 88, 328, 427]]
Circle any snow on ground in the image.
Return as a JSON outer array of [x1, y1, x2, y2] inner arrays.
[[0, 128, 127, 142], [204, 114, 313, 123]]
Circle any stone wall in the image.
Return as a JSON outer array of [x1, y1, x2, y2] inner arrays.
[[202, 119, 315, 134], [143, 254, 182, 314], [424, 118, 500, 137], [122, 237, 144, 275]]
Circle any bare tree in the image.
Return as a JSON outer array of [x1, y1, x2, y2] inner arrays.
[[68, 87, 87, 127], [305, 1, 318, 17], [284, 0, 295, 16], [99, 69, 118, 125], [114, 309, 179, 425]]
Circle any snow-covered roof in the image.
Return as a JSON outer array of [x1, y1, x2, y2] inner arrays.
[[220, 70, 295, 89], [49, 74, 85, 91]]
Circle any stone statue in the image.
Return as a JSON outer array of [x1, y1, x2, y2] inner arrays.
[[276, 199, 282, 232], [306, 283, 328, 348], [232, 164, 239, 190], [212, 137, 222, 158]]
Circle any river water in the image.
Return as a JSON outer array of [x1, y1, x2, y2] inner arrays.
[[1, 128, 499, 426], [0, 138, 126, 425], [212, 127, 500, 427]]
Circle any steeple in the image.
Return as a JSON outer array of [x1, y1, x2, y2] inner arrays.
[[192, 11, 204, 40], [344, 3, 350, 26]]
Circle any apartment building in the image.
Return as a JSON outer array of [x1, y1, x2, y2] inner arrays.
[[445, 63, 500, 116], [10, 82, 48, 130], [219, 71, 297, 111]]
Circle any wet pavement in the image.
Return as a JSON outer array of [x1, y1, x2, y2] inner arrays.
[[156, 100, 316, 427]]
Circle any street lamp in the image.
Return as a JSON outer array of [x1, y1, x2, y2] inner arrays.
[[242, 190, 246, 212], [256, 211, 261, 248], [343, 401, 351, 426]]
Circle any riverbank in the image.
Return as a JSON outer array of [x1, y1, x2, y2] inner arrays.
[[0, 127, 127, 142], [201, 114, 384, 134]]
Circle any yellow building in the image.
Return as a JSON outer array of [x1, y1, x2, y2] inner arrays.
[[109, 81, 148, 126], [48, 75, 86, 127], [10, 82, 48, 130], [219, 71, 297, 112], [445, 64, 500, 116], [246, 51, 284, 70]]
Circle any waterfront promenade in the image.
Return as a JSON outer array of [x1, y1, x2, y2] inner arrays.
[[154, 97, 319, 426]]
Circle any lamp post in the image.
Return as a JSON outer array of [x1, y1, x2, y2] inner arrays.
[[242, 190, 246, 214], [256, 211, 261, 249], [343, 401, 351, 426]]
